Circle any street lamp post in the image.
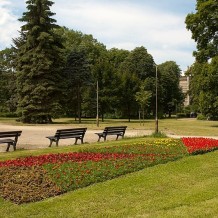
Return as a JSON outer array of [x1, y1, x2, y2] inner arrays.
[[155, 65, 158, 133], [96, 80, 99, 127]]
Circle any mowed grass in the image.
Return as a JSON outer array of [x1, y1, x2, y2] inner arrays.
[[1, 117, 218, 136], [0, 147, 217, 217], [0, 118, 217, 216]]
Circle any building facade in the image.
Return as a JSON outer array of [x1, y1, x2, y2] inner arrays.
[[179, 76, 190, 106]]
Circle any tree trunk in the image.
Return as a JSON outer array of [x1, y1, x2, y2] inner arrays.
[[143, 109, 145, 126], [77, 85, 81, 124]]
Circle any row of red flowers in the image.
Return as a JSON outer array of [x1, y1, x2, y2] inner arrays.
[[0, 151, 178, 168], [182, 137, 218, 153], [0, 152, 140, 168]]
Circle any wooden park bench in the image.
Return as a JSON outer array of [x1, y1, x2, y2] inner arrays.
[[0, 131, 22, 152], [95, 126, 127, 142], [46, 128, 87, 147]]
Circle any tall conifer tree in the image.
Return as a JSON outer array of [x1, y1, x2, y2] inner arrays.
[[13, 0, 64, 123]]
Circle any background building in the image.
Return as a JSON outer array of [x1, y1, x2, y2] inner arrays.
[[179, 76, 190, 106]]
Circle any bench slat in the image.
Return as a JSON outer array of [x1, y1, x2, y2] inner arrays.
[[46, 128, 87, 147], [95, 126, 127, 142]]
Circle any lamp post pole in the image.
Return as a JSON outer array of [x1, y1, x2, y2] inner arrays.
[[155, 65, 158, 133], [96, 80, 99, 127]]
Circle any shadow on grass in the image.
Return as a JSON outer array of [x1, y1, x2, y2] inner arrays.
[[211, 125, 218, 128]]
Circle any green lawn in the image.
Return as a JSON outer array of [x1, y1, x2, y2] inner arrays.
[[0, 148, 217, 217], [0, 118, 218, 217]]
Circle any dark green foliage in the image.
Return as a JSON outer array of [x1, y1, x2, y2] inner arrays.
[[158, 61, 184, 117], [64, 47, 91, 122], [94, 56, 122, 121], [120, 46, 155, 80], [0, 48, 17, 113], [13, 0, 65, 123], [118, 47, 156, 120]]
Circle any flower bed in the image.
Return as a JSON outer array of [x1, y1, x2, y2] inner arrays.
[[1, 137, 217, 204], [182, 137, 218, 154], [0, 138, 188, 204]]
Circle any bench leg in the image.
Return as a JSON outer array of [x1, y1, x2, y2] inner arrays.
[[48, 139, 58, 147], [6, 143, 10, 152], [75, 138, 78, 145], [48, 140, 53, 147], [116, 135, 119, 140], [97, 136, 101, 142], [97, 136, 100, 142], [13, 143, 16, 151], [56, 140, 59, 146], [104, 136, 106, 141]]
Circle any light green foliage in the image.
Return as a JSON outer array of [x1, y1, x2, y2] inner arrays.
[[185, 0, 218, 62], [135, 83, 152, 123], [185, 0, 218, 120], [188, 57, 218, 120]]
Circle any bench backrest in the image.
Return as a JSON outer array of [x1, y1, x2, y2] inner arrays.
[[55, 128, 87, 138], [0, 131, 22, 138], [0, 131, 22, 142], [103, 126, 127, 134]]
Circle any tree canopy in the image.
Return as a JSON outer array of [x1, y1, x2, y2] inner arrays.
[[186, 0, 218, 120], [13, 0, 65, 123], [0, 1, 185, 122], [185, 0, 218, 62]]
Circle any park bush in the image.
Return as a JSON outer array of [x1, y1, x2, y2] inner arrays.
[[176, 113, 189, 118], [197, 114, 207, 120]]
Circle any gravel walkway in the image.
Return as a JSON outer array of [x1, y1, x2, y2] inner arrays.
[[0, 124, 152, 152]]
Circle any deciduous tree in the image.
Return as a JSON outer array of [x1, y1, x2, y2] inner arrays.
[[186, 0, 218, 62]]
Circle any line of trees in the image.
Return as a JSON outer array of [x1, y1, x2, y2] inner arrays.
[[0, 0, 184, 123]]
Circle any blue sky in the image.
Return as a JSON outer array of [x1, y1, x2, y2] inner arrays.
[[0, 0, 197, 72]]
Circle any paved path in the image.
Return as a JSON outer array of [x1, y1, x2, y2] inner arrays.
[[0, 123, 218, 153], [0, 124, 153, 152]]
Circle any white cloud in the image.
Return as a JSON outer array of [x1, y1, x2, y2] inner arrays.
[[53, 0, 196, 71], [0, 0, 196, 71], [0, 0, 21, 49]]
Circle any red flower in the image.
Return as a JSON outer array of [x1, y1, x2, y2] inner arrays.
[[182, 137, 218, 153]]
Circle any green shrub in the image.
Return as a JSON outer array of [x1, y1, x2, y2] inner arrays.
[[0, 112, 18, 118], [149, 131, 167, 138], [176, 113, 189, 118], [197, 114, 207, 120]]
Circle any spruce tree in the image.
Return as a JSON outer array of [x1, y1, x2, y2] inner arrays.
[[13, 0, 64, 123]]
